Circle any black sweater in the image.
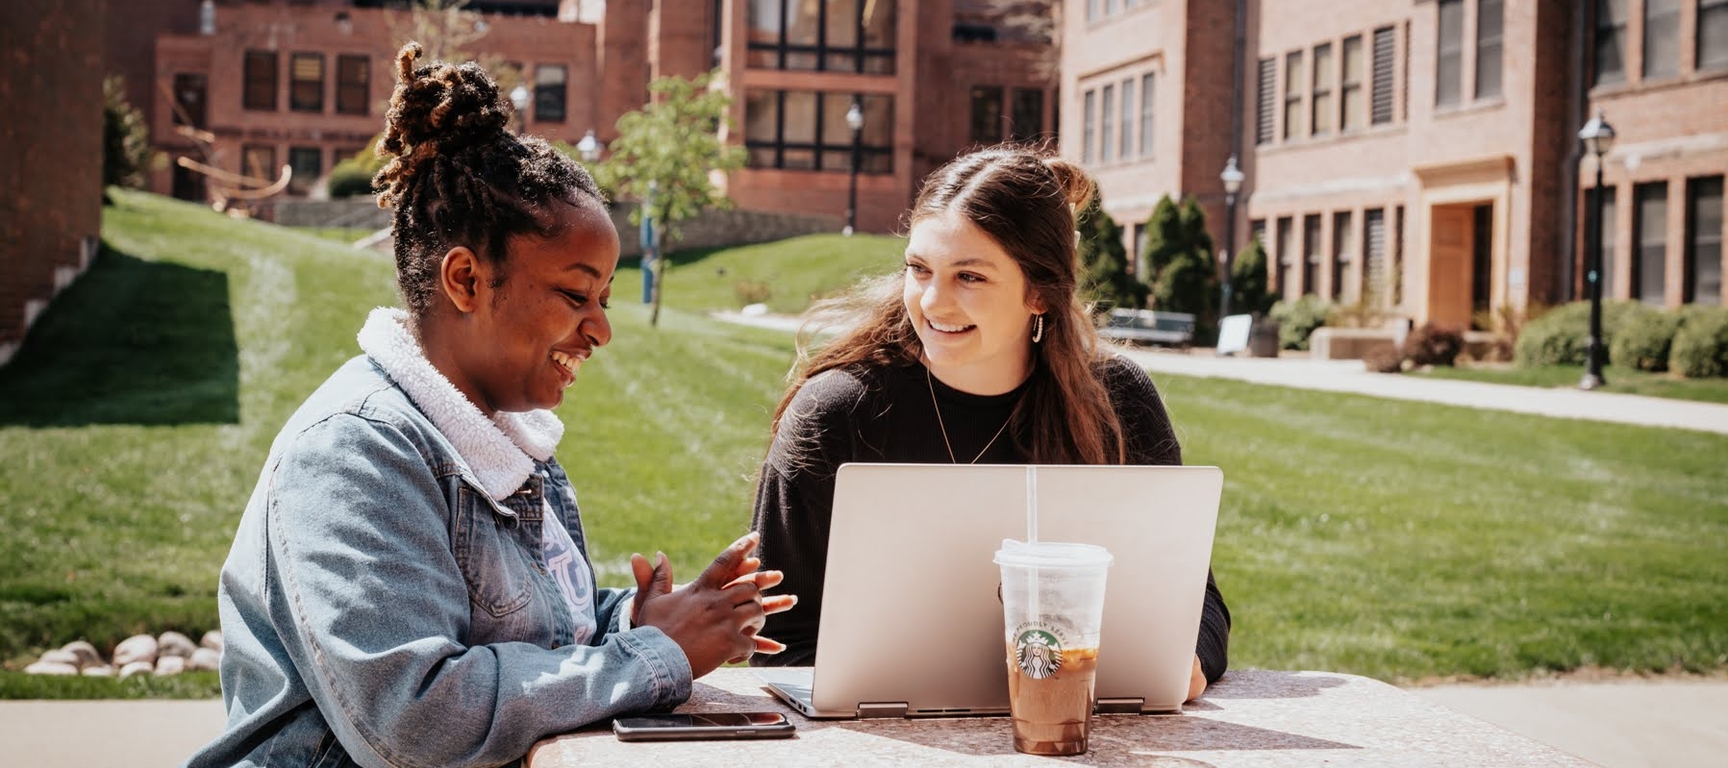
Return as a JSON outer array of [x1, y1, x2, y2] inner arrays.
[[749, 355, 1231, 683]]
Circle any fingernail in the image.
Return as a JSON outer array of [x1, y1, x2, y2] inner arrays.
[[656, 552, 668, 568], [736, 531, 759, 547]]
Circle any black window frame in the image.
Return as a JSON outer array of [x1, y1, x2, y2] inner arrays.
[[243, 50, 277, 111], [1256, 57, 1276, 144], [1595, 0, 1629, 85], [534, 64, 567, 123], [336, 54, 370, 116], [743, 89, 894, 174], [1703, 0, 1728, 70], [1311, 42, 1334, 136], [1686, 175, 1724, 305], [289, 52, 325, 113], [287, 146, 323, 196], [173, 72, 208, 128], [1371, 26, 1396, 125], [1476, 0, 1504, 99], [1009, 88, 1044, 142], [746, 0, 897, 74], [970, 85, 1004, 144], [1341, 35, 1364, 131], [1435, 0, 1465, 108], [1645, 0, 1682, 80], [1633, 181, 1669, 305]]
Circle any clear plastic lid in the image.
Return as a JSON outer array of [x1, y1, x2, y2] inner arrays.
[[993, 539, 1113, 569]]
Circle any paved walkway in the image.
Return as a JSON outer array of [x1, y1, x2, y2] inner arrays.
[[713, 311, 1728, 435]]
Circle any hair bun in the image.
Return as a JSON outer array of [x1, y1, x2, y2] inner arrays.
[[1044, 158, 1096, 212]]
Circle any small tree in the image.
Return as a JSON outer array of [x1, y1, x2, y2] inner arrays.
[[1140, 194, 1215, 320], [1140, 196, 1184, 285], [595, 70, 746, 326], [103, 77, 153, 196], [1229, 236, 1274, 316], [1076, 196, 1146, 310]]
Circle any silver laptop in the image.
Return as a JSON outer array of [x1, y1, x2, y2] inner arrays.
[[757, 463, 1223, 719]]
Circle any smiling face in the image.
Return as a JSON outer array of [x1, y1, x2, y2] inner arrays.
[[903, 210, 1044, 395], [438, 199, 620, 415]]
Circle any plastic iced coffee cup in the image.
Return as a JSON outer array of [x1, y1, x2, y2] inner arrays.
[[993, 539, 1113, 756]]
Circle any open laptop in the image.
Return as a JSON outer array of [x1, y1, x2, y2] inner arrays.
[[756, 463, 1223, 719]]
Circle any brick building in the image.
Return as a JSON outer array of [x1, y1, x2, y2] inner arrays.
[[1064, 0, 1727, 327], [108, 0, 1060, 235], [1, 0, 105, 365]]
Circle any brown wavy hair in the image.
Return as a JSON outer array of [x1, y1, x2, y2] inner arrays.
[[772, 146, 1127, 464], [372, 42, 604, 316]]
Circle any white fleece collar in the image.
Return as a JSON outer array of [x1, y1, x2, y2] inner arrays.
[[357, 307, 565, 501]]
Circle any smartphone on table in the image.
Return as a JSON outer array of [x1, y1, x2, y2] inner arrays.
[[613, 711, 795, 742]]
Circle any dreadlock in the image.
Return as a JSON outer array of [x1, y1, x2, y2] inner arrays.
[[373, 42, 604, 316]]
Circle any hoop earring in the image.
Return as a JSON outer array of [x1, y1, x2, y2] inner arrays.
[[1032, 314, 1045, 343]]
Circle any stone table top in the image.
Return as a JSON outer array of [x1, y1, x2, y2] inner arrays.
[[527, 668, 1599, 767]]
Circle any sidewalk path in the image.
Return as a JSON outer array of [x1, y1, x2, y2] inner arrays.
[[712, 311, 1728, 435], [0, 698, 225, 767]]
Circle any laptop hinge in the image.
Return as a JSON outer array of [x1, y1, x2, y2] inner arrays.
[[1095, 697, 1145, 714], [856, 701, 910, 719]]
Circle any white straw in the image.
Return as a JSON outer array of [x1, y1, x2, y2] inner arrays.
[[1026, 465, 1039, 544]]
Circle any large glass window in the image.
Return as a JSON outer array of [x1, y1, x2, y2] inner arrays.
[[1645, 0, 1681, 79], [1100, 84, 1115, 163], [743, 90, 893, 173], [970, 86, 1003, 144], [1311, 43, 1333, 136], [1303, 214, 1322, 296], [535, 64, 566, 123], [1436, 0, 1464, 108], [1010, 88, 1043, 142], [242, 145, 276, 183], [1118, 78, 1133, 160], [1476, 0, 1504, 99], [1687, 176, 1724, 305], [244, 50, 277, 111], [1703, 0, 1728, 70], [173, 73, 207, 128], [1276, 216, 1295, 296], [1365, 208, 1386, 306], [1083, 89, 1096, 163], [747, 0, 896, 74], [1341, 36, 1364, 131], [1597, 187, 1618, 298], [290, 53, 324, 113], [1596, 0, 1628, 84], [1138, 73, 1155, 158], [1634, 182, 1669, 305], [337, 54, 370, 116], [1333, 211, 1354, 302], [1283, 51, 1305, 139], [288, 146, 322, 196], [1371, 26, 1396, 125]]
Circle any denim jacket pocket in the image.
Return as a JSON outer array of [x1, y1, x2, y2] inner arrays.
[[452, 484, 536, 619]]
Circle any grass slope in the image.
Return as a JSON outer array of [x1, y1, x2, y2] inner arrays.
[[619, 233, 905, 315]]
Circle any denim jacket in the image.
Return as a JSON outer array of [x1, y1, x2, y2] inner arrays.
[[184, 355, 692, 768]]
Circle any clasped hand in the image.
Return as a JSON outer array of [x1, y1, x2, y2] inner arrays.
[[629, 531, 796, 678]]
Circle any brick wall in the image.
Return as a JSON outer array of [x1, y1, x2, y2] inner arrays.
[[0, 0, 106, 365]]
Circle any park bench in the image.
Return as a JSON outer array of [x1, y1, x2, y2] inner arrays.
[[1098, 308, 1196, 348]]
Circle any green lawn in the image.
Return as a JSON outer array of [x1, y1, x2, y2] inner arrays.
[[626, 233, 905, 315], [1, 191, 1724, 698], [1416, 363, 1728, 405]]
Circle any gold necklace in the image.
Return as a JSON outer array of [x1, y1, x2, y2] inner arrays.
[[926, 366, 1015, 464]]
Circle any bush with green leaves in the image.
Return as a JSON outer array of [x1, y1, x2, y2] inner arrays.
[[1611, 309, 1685, 372], [1139, 195, 1216, 320], [1269, 295, 1333, 350], [103, 77, 153, 193], [1228, 237, 1273, 316], [1512, 300, 1646, 367], [1669, 307, 1728, 378], [1077, 197, 1147, 310], [326, 138, 385, 198]]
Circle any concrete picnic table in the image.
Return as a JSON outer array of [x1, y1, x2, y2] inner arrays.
[[527, 667, 1597, 767]]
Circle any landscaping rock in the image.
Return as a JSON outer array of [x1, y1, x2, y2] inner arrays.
[[200, 630, 224, 652], [25, 661, 79, 675], [113, 634, 158, 666], [189, 647, 222, 671], [60, 640, 101, 669], [38, 649, 81, 668], [155, 655, 187, 676], [118, 661, 153, 678], [157, 631, 196, 658], [82, 665, 115, 677]]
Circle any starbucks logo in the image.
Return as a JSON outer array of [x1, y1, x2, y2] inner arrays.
[[1014, 628, 1064, 679]]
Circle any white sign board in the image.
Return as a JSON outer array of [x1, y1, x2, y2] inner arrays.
[[1216, 314, 1253, 356]]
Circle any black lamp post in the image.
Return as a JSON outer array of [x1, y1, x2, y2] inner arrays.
[[509, 85, 531, 135], [844, 98, 863, 236], [1578, 110, 1616, 390], [1219, 154, 1245, 320]]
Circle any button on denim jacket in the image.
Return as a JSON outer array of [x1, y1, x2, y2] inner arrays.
[[185, 357, 692, 768]]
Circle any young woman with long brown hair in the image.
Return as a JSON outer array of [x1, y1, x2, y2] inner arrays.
[[749, 146, 1229, 700]]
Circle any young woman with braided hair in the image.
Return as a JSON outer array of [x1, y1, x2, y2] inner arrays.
[[187, 44, 791, 768], [749, 147, 1229, 701]]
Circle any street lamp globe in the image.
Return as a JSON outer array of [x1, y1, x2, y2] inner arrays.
[[1578, 110, 1616, 159], [576, 129, 602, 163], [845, 101, 864, 132], [843, 99, 864, 236], [1220, 154, 1244, 197], [510, 85, 531, 114]]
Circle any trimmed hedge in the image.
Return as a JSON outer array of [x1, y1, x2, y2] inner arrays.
[[1403, 323, 1465, 367], [1513, 300, 1646, 367], [1269, 295, 1332, 351], [1611, 309, 1684, 372], [1669, 307, 1728, 378]]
